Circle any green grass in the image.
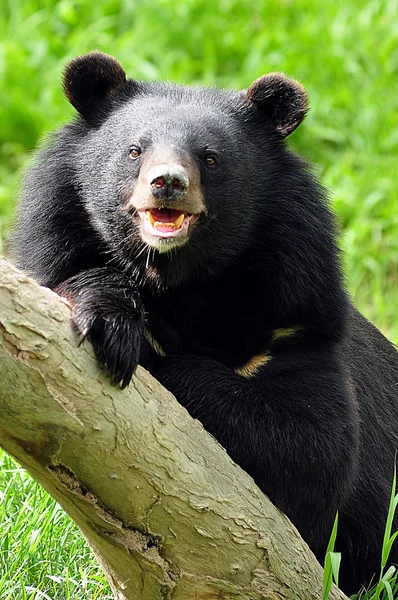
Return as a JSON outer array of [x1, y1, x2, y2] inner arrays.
[[323, 475, 398, 600], [0, 452, 112, 599], [0, 0, 397, 597], [1, 454, 397, 600]]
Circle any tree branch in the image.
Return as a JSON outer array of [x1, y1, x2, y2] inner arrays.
[[0, 257, 348, 600]]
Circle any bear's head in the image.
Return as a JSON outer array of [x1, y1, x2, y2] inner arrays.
[[63, 52, 308, 286]]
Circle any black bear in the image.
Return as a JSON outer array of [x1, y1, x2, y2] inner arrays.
[[12, 52, 398, 594]]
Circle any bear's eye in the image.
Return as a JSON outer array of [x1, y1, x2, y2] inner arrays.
[[205, 154, 217, 168], [129, 145, 141, 160]]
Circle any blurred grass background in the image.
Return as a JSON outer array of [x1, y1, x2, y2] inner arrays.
[[1, 0, 397, 343], [0, 0, 397, 598]]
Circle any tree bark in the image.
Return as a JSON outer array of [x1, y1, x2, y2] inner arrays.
[[0, 257, 348, 600]]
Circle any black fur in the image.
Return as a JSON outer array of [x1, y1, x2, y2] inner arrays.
[[63, 51, 127, 123], [247, 72, 308, 136], [12, 53, 398, 594], [57, 269, 144, 388]]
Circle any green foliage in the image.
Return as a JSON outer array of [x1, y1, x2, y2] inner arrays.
[[0, 451, 112, 599], [321, 471, 398, 600], [360, 468, 398, 600], [0, 0, 397, 342], [0, 1, 397, 597], [323, 513, 342, 599]]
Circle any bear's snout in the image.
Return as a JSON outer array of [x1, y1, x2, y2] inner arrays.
[[126, 152, 206, 218], [147, 164, 189, 202]]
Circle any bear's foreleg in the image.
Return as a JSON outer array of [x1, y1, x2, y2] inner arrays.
[[57, 268, 144, 388], [153, 351, 359, 556]]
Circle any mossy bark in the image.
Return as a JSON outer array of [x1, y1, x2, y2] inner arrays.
[[0, 257, 348, 600]]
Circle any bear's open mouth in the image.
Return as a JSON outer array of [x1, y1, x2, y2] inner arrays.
[[138, 208, 200, 239]]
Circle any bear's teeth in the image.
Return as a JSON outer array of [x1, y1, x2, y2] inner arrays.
[[174, 213, 185, 228], [154, 221, 177, 229], [147, 211, 185, 229]]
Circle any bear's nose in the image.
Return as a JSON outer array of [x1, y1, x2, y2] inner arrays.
[[147, 164, 189, 202]]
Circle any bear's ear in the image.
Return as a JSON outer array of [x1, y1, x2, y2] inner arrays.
[[63, 52, 127, 120], [246, 73, 308, 137]]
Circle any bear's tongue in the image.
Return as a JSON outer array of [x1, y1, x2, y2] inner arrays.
[[147, 208, 185, 232]]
